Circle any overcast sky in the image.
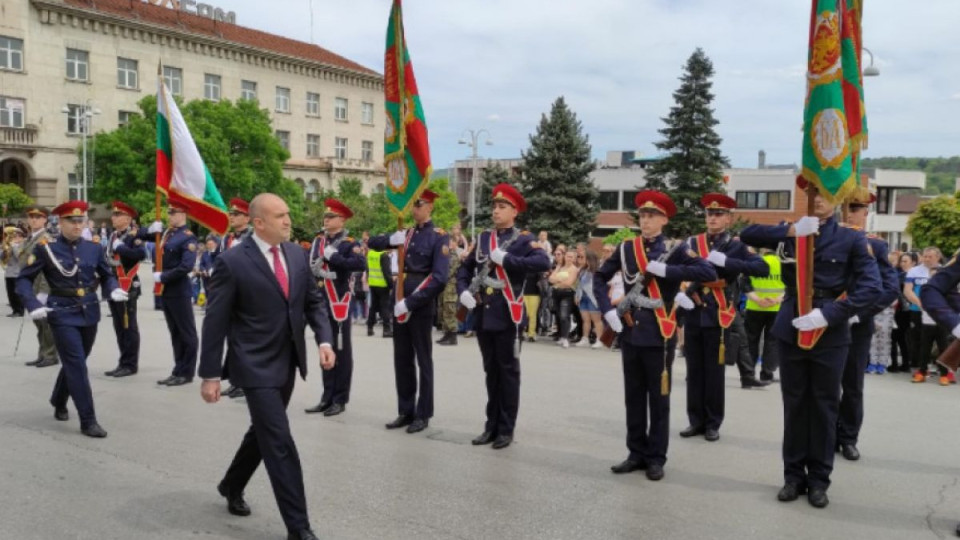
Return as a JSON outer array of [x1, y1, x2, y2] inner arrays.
[[226, 0, 960, 169]]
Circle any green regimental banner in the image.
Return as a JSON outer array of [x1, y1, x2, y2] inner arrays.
[[384, 0, 432, 215]]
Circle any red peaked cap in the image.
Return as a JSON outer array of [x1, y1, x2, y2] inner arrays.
[[700, 193, 736, 211], [418, 189, 440, 204], [324, 198, 354, 219], [634, 190, 677, 218], [52, 200, 89, 218], [491, 183, 527, 213], [112, 200, 138, 219], [229, 198, 250, 215]]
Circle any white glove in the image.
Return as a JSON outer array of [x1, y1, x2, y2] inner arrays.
[[952, 323, 960, 340], [394, 299, 409, 317], [153, 272, 162, 283], [389, 230, 406, 247], [603, 310, 623, 334], [459, 291, 477, 310], [675, 292, 695, 310], [848, 315, 860, 326], [112, 239, 124, 250], [29, 307, 52, 321], [323, 246, 337, 260], [147, 221, 164, 234], [646, 261, 667, 277], [490, 247, 506, 266], [110, 288, 129, 302], [792, 308, 828, 330], [794, 216, 820, 237], [707, 251, 727, 267]]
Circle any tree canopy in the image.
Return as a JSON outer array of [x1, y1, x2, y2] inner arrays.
[[906, 194, 960, 255], [0, 184, 34, 216]]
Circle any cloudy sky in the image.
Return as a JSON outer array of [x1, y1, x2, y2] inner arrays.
[[226, 0, 960, 169]]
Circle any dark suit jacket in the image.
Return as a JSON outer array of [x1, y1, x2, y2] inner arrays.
[[199, 235, 333, 388]]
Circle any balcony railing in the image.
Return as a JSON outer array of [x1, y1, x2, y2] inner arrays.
[[1, 126, 38, 146]]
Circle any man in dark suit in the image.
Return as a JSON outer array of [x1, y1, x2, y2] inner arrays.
[[199, 193, 335, 540]]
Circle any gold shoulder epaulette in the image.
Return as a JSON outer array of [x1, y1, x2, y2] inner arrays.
[[434, 228, 446, 235]]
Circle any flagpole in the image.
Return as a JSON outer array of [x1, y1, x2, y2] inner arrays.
[[155, 60, 163, 297], [805, 186, 815, 311], [396, 216, 406, 305]]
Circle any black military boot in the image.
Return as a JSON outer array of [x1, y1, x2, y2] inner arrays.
[[436, 332, 457, 345]]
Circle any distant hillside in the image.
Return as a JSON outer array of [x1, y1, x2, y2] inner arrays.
[[861, 157, 960, 195]]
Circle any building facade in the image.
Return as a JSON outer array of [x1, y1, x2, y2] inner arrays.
[[0, 0, 385, 209]]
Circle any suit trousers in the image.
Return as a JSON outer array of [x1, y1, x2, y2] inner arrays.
[[744, 310, 779, 378], [50, 324, 98, 428], [161, 295, 198, 378], [683, 324, 725, 431], [393, 311, 434, 420], [477, 328, 521, 436], [222, 366, 309, 532], [33, 318, 58, 362], [890, 310, 911, 368], [778, 340, 846, 490], [321, 315, 353, 405], [367, 287, 393, 333], [837, 321, 873, 446], [620, 341, 674, 467], [109, 295, 140, 370]]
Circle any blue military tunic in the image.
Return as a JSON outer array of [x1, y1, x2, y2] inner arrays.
[[683, 233, 769, 329], [105, 226, 148, 371], [154, 225, 198, 297], [921, 249, 960, 331]]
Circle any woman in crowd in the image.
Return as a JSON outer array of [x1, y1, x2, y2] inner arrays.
[[549, 249, 579, 348], [575, 250, 603, 348], [889, 251, 916, 373]]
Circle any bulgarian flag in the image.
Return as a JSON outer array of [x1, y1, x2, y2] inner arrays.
[[384, 0, 432, 215], [156, 66, 228, 234]]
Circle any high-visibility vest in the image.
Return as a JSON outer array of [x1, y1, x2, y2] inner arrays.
[[368, 249, 387, 288], [745, 253, 784, 312]]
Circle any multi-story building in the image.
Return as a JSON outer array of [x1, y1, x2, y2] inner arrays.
[[0, 0, 385, 208]]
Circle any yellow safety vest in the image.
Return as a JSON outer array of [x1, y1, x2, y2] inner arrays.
[[745, 253, 784, 312], [368, 249, 387, 288]]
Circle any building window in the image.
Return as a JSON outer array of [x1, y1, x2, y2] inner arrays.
[[735, 190, 791, 210], [116, 57, 138, 89], [204, 74, 221, 100], [361, 140, 373, 163], [68, 173, 82, 200], [334, 97, 348, 121], [0, 36, 24, 71], [306, 134, 320, 158], [162, 66, 183, 96], [275, 87, 290, 113], [66, 49, 89, 81], [361, 102, 374, 125], [305, 179, 320, 202], [0, 96, 25, 128], [623, 191, 641, 210], [306, 92, 320, 117], [334, 137, 348, 160], [275, 130, 290, 151], [598, 190, 621, 211], [241, 80, 257, 101], [118, 110, 138, 127], [877, 187, 892, 214], [65, 104, 86, 135]]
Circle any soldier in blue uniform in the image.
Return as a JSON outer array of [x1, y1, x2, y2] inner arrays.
[[836, 188, 899, 461], [103, 201, 147, 378], [144, 202, 199, 386], [456, 184, 551, 450], [676, 194, 769, 442], [594, 191, 716, 481], [16, 200, 127, 438], [304, 198, 367, 417], [368, 189, 449, 434], [739, 177, 881, 508], [216, 198, 252, 398]]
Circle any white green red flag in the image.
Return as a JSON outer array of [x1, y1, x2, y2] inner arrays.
[[156, 69, 228, 234]]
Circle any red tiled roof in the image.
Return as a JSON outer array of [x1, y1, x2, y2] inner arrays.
[[56, 0, 380, 77]]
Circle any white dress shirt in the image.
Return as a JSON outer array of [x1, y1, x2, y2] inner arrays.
[[250, 232, 289, 278]]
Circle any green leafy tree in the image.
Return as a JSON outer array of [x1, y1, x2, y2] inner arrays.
[[906, 194, 960, 255], [518, 97, 597, 246], [0, 184, 35, 216], [87, 96, 304, 225], [641, 48, 729, 238], [603, 227, 638, 245], [426, 176, 463, 231]]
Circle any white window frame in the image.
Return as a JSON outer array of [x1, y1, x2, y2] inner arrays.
[[204, 73, 222, 101], [0, 96, 25, 128], [276, 130, 290, 151], [241, 80, 257, 101], [66, 48, 89, 81], [306, 134, 320, 158], [162, 66, 183, 96], [334, 97, 348, 121], [118, 110, 137, 127], [68, 173, 82, 200], [334, 137, 348, 160], [361, 102, 374, 125], [117, 57, 138, 89], [306, 92, 320, 117], [361, 140, 374, 163], [66, 104, 85, 135], [0, 36, 23, 71], [275, 87, 291, 113]]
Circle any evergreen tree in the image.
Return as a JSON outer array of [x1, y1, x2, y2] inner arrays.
[[641, 48, 729, 238], [519, 97, 597, 247], [472, 162, 512, 234]]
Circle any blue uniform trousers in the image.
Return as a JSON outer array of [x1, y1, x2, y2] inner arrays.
[[684, 324, 726, 431], [321, 316, 353, 405], [161, 296, 198, 378], [477, 328, 521, 436], [837, 321, 872, 446], [109, 296, 140, 371], [50, 324, 98, 428], [621, 341, 674, 467], [393, 310, 434, 420]]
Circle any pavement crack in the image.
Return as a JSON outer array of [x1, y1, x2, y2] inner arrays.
[[925, 475, 959, 539]]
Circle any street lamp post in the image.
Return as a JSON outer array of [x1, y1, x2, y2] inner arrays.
[[458, 128, 493, 241], [61, 100, 100, 202]]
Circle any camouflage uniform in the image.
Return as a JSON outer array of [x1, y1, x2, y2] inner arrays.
[[20, 229, 58, 365]]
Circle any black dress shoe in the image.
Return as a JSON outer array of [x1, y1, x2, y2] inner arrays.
[[305, 401, 332, 414], [54, 407, 69, 421], [217, 481, 251, 517], [406, 418, 428, 433], [113, 367, 137, 378], [24, 359, 41, 366], [227, 387, 245, 398], [704, 429, 720, 442], [759, 372, 778, 383], [367, 327, 374, 336], [287, 529, 319, 540], [157, 375, 176, 385], [323, 403, 345, 417], [741, 377, 771, 389], [436, 332, 458, 345], [777, 483, 806, 502], [492, 435, 513, 449], [472, 431, 496, 445], [222, 384, 239, 396], [645, 464, 665, 481], [104, 367, 120, 377], [840, 443, 861, 461], [35, 358, 59, 368], [807, 487, 829, 508], [610, 459, 646, 474], [680, 425, 705, 438], [385, 415, 414, 429], [165, 376, 193, 387], [81, 423, 108, 438]]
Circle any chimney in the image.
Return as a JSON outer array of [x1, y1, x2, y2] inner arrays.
[[758, 150, 766, 169]]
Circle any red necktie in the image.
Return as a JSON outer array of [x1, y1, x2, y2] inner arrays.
[[270, 246, 289, 299]]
